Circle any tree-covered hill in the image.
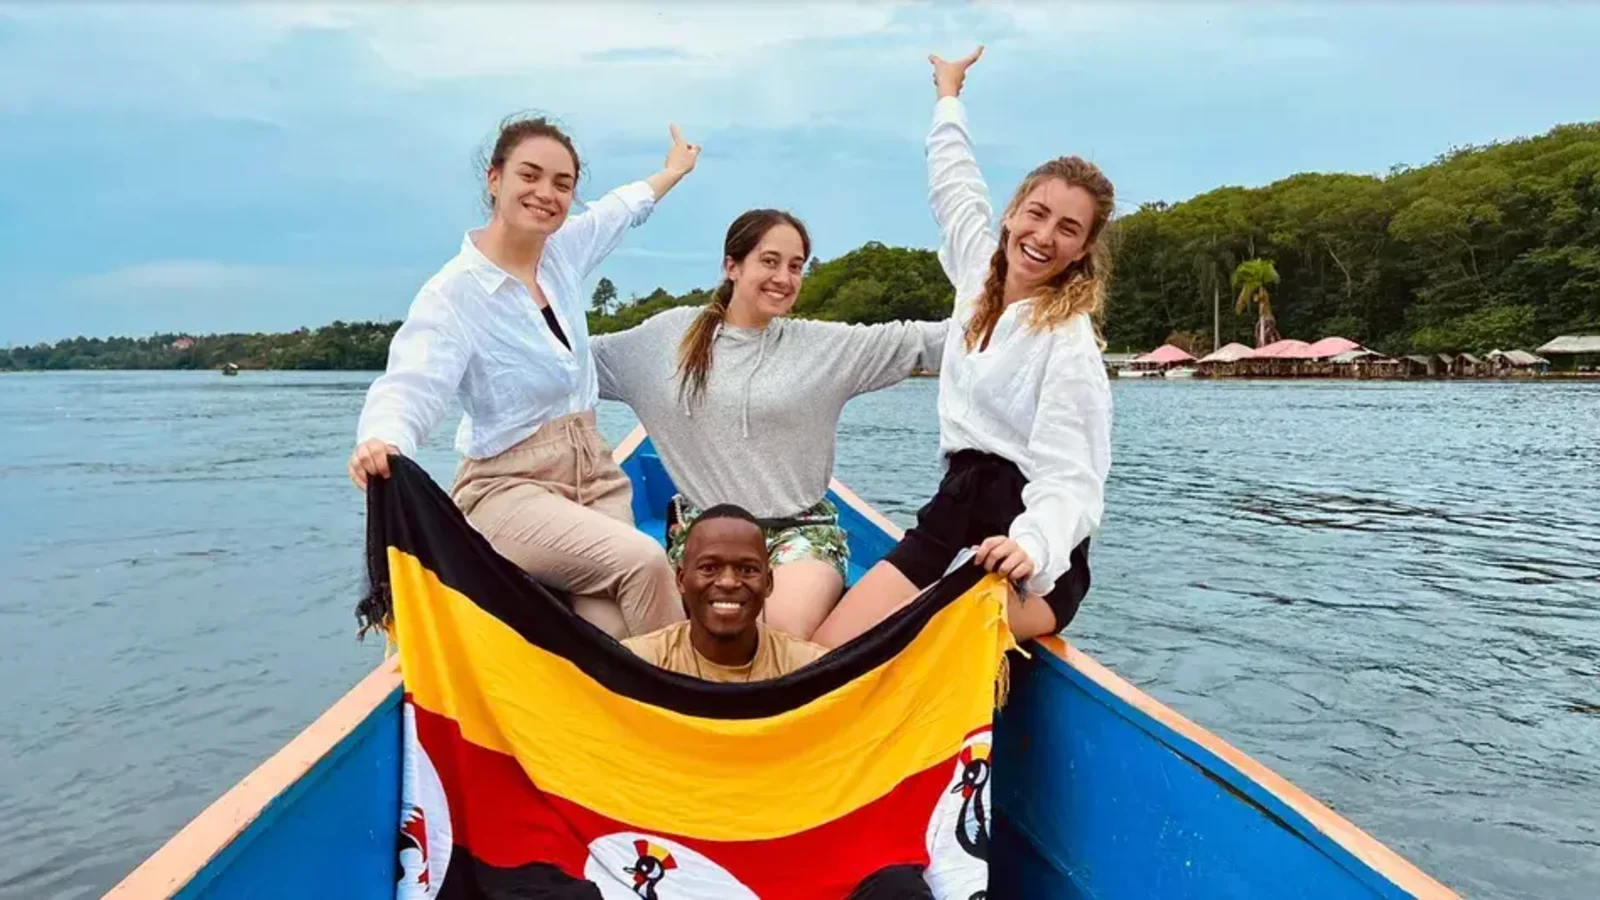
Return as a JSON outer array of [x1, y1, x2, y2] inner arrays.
[[8, 117, 1596, 371]]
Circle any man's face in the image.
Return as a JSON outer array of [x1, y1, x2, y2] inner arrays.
[[677, 517, 772, 642]]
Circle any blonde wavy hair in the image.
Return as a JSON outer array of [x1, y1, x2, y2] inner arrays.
[[965, 156, 1116, 351]]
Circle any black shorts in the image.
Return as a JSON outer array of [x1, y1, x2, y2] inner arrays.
[[882, 449, 1091, 631]]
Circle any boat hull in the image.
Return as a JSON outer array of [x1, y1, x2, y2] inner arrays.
[[109, 428, 1455, 899]]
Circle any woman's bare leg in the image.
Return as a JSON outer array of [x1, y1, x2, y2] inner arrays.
[[810, 560, 921, 649], [1006, 589, 1058, 642], [762, 559, 844, 641], [814, 559, 1061, 648]]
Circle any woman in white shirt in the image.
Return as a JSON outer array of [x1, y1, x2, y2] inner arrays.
[[813, 46, 1114, 647], [348, 114, 700, 639]]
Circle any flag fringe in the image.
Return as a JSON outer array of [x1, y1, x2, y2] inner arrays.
[[994, 577, 1026, 710], [355, 490, 395, 642]]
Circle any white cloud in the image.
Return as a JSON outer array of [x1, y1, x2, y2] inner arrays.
[[0, 1, 1301, 140], [69, 260, 293, 295], [335, 3, 906, 78]]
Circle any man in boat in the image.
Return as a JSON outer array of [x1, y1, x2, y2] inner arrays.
[[622, 508, 941, 898], [624, 504, 828, 682]]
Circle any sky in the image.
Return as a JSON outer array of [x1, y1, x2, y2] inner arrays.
[[1, 1, 1597, 345]]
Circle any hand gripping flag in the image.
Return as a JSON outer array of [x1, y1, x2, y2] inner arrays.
[[360, 456, 1016, 900]]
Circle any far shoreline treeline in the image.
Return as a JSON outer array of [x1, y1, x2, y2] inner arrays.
[[7, 115, 1597, 373]]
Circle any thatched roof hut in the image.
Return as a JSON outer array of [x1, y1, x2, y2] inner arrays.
[[1305, 337, 1362, 359], [1247, 339, 1316, 359], [1487, 349, 1550, 374], [1535, 335, 1600, 371], [1400, 354, 1435, 376], [1536, 335, 1600, 355], [1329, 349, 1384, 364], [1198, 342, 1254, 365]]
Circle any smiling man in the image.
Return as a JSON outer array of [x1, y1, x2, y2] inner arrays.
[[623, 504, 828, 682]]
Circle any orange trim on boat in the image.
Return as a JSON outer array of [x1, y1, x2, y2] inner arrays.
[[104, 658, 403, 899], [104, 429, 659, 897], [109, 426, 1455, 899], [611, 423, 650, 463], [1032, 635, 1459, 900], [829, 476, 906, 540], [826, 473, 1456, 898]]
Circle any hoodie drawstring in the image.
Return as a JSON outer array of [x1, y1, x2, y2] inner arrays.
[[679, 321, 771, 438]]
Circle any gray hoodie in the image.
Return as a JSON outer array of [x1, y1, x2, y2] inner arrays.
[[594, 305, 947, 519]]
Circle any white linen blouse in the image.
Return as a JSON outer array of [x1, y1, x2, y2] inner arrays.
[[926, 96, 1114, 598], [356, 181, 657, 459]]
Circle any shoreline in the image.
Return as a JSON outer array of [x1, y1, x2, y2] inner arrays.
[[8, 367, 1597, 384], [1110, 372, 1600, 382]]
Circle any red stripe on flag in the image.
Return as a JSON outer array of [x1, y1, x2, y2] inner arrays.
[[410, 698, 591, 878], [411, 702, 954, 898]]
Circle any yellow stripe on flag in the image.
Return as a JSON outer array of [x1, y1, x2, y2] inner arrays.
[[391, 548, 1008, 842]]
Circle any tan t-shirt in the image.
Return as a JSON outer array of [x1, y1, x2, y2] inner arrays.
[[623, 622, 828, 683]]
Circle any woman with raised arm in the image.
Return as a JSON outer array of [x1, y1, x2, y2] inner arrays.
[[348, 114, 700, 639], [812, 46, 1114, 648], [592, 210, 946, 641]]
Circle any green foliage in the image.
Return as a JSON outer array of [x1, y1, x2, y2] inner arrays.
[[1230, 258, 1282, 346], [591, 276, 618, 314], [9, 118, 1597, 372], [1231, 258, 1280, 313], [587, 287, 708, 336], [791, 242, 954, 323], [2, 320, 401, 372], [588, 242, 954, 337], [1106, 119, 1600, 353]]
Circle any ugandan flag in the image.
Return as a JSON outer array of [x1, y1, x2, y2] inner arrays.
[[363, 457, 1014, 900]]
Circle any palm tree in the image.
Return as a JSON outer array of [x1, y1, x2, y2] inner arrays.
[[1232, 259, 1282, 347]]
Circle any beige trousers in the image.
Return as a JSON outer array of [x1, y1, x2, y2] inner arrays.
[[450, 411, 682, 638]]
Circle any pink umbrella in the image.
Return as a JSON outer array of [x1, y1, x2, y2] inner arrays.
[[1305, 337, 1361, 359], [1246, 339, 1315, 359], [1199, 342, 1254, 364], [1135, 344, 1197, 364]]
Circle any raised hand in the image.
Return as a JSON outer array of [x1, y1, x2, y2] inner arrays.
[[664, 124, 701, 176], [930, 45, 984, 99]]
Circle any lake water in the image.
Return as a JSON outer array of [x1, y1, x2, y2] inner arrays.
[[1, 371, 1597, 899]]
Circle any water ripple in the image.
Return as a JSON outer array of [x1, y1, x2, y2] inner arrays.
[[2, 372, 1597, 899]]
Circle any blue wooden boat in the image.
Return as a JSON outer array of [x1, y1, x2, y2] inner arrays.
[[108, 427, 1457, 899]]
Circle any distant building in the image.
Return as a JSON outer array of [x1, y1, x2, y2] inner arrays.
[[1486, 349, 1550, 375], [1535, 335, 1600, 372], [1102, 352, 1138, 377], [1196, 342, 1254, 376], [1401, 355, 1436, 377], [1132, 344, 1196, 369], [171, 336, 195, 351]]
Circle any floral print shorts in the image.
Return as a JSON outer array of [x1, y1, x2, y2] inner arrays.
[[666, 495, 850, 581]]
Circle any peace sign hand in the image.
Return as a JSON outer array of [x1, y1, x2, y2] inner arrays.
[[665, 124, 701, 176], [930, 45, 984, 99]]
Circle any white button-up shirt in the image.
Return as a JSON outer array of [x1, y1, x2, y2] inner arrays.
[[927, 96, 1114, 598], [356, 181, 657, 459]]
